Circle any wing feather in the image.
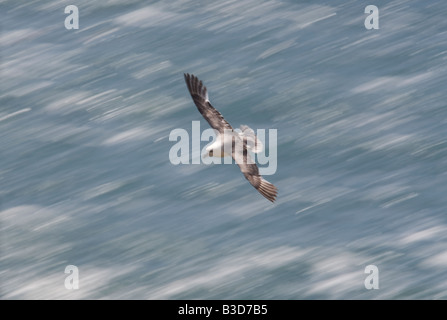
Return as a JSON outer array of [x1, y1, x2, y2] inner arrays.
[[232, 142, 278, 202], [184, 73, 232, 134]]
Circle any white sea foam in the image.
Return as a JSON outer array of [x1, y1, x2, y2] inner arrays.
[[0, 108, 31, 122], [148, 247, 307, 299]]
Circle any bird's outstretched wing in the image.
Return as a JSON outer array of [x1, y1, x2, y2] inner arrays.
[[232, 144, 278, 202], [184, 73, 233, 134]]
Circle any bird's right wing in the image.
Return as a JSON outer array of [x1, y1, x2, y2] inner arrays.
[[184, 73, 233, 134]]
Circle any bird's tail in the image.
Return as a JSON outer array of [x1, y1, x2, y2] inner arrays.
[[239, 125, 264, 153]]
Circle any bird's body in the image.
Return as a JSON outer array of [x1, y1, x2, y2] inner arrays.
[[205, 130, 235, 158], [184, 73, 278, 202]]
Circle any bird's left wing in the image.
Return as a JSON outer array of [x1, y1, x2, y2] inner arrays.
[[232, 144, 278, 202], [184, 73, 233, 134]]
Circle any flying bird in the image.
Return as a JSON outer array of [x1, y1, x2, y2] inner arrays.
[[183, 73, 277, 202]]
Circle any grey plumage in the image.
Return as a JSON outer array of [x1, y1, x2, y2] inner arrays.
[[184, 73, 278, 202], [184, 73, 233, 134]]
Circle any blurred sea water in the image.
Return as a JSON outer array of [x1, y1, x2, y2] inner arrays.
[[1, 0, 447, 299]]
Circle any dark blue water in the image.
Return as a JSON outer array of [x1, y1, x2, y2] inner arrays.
[[1, 0, 447, 299]]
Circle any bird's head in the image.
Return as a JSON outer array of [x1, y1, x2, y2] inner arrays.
[[202, 149, 213, 158]]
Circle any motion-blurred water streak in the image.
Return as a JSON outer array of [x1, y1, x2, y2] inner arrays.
[[1, 0, 447, 299]]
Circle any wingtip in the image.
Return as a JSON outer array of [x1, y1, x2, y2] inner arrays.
[[184, 73, 208, 101], [259, 178, 278, 203]]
